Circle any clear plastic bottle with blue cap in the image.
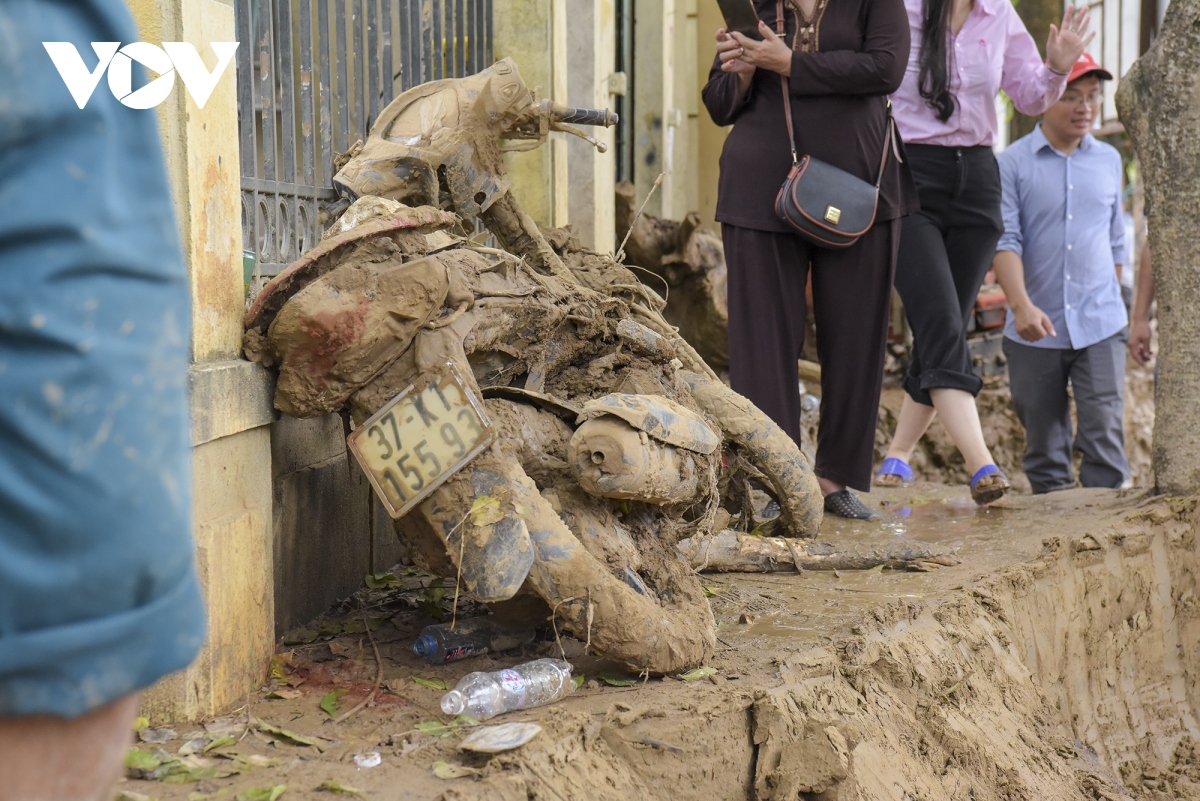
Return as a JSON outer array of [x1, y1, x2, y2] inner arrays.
[[411, 618, 536, 664]]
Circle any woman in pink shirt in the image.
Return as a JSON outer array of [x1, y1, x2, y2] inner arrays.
[[875, 0, 1091, 503]]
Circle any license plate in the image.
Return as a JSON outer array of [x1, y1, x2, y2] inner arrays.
[[347, 362, 494, 518]]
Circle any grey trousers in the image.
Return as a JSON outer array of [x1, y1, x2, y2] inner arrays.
[[1003, 331, 1129, 494]]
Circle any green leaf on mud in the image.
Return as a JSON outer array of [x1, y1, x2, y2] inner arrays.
[[415, 721, 456, 739], [749, 526, 765, 537], [317, 781, 366, 796], [365, 572, 401, 589], [160, 767, 220, 784], [281, 627, 318, 645], [417, 600, 446, 621], [421, 578, 449, 605], [679, 667, 717, 682], [236, 786, 287, 801], [254, 719, 322, 749], [340, 616, 384, 634], [202, 736, 237, 754], [126, 748, 164, 773], [597, 673, 638, 687], [133, 716, 151, 731], [468, 495, 505, 527], [415, 715, 477, 739], [317, 619, 344, 637], [702, 585, 721, 598], [432, 760, 482, 779], [188, 790, 230, 801], [320, 689, 349, 718], [573, 675, 585, 690], [268, 653, 292, 681], [411, 676, 450, 691]]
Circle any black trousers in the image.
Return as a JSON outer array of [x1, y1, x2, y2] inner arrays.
[[894, 144, 1004, 405], [723, 220, 900, 491]]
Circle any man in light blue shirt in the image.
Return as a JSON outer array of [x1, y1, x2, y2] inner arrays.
[[994, 53, 1129, 494]]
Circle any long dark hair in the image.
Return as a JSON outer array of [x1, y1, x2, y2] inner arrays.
[[918, 0, 956, 122]]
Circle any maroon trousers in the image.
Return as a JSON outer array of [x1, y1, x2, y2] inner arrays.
[[722, 220, 900, 491]]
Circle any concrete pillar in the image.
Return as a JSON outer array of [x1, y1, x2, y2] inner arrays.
[[567, 0, 618, 252], [633, 0, 699, 221], [129, 0, 277, 721], [634, 0, 669, 217], [493, 0, 570, 229], [679, 0, 700, 217]]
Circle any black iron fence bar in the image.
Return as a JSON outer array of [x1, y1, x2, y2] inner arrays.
[[318, 0, 334, 187], [351, 0, 364, 142], [277, 0, 298, 262], [453, 0, 464, 80], [236, 0, 257, 266], [237, 0, 491, 284], [368, 0, 380, 128], [299, 1, 317, 190], [484, 0, 492, 71], [335, 0, 350, 154], [383, 1, 395, 108], [432, 0, 444, 80]]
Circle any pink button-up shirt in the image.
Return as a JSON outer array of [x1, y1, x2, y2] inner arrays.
[[891, 0, 1067, 147]]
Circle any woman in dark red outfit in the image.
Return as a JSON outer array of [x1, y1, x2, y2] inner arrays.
[[703, 0, 918, 520]]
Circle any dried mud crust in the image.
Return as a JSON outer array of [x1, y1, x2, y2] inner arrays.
[[122, 491, 1200, 801]]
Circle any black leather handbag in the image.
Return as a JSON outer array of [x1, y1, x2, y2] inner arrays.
[[772, 0, 900, 249]]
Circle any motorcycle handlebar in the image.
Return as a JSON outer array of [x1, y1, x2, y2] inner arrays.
[[546, 103, 619, 127]]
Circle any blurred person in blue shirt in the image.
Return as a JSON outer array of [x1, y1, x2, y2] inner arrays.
[[993, 53, 1129, 494], [0, 0, 206, 797]]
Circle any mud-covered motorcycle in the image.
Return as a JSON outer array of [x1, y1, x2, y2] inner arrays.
[[244, 59, 944, 674]]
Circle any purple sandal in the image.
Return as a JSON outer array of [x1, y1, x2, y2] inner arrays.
[[970, 465, 1010, 506], [875, 457, 914, 488]]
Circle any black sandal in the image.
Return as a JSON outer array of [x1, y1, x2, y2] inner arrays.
[[824, 490, 881, 521]]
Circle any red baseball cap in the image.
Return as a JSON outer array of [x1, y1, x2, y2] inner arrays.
[[1067, 52, 1113, 83]]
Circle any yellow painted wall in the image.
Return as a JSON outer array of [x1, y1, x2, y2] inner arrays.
[[129, 0, 277, 722], [492, 0, 570, 229]]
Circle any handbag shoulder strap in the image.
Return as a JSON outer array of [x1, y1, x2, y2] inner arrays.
[[777, 0, 798, 165], [873, 102, 897, 189], [777, 0, 897, 185]]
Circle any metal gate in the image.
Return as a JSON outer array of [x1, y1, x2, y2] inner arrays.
[[236, 0, 494, 292]]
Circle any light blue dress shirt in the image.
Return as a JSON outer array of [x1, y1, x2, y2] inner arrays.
[[997, 125, 1128, 350]]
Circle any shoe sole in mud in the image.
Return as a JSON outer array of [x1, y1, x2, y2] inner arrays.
[[874, 473, 907, 488], [971, 474, 1010, 506]]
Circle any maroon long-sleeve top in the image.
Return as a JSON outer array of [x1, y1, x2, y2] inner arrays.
[[703, 0, 919, 232]]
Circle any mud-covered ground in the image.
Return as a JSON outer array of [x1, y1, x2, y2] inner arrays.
[[121, 484, 1199, 801]]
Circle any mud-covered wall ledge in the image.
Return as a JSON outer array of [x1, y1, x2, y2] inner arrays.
[[189, 360, 276, 447]]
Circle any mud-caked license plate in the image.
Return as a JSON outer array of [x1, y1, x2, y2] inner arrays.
[[348, 363, 494, 518]]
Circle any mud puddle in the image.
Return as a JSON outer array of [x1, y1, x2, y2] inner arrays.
[[122, 486, 1200, 801]]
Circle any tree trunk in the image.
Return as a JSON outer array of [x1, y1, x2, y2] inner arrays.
[[1116, 0, 1200, 494]]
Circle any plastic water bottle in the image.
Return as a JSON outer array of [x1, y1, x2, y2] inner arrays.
[[440, 659, 574, 720], [412, 619, 536, 664]]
